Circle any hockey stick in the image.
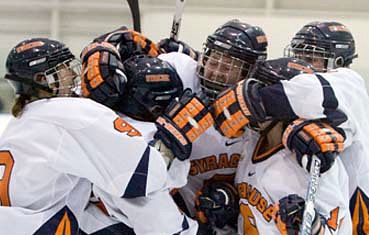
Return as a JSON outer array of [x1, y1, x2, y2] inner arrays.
[[300, 155, 321, 235], [126, 0, 141, 32], [170, 0, 186, 40]]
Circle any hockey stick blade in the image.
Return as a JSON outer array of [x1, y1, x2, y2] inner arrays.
[[300, 155, 321, 235], [126, 0, 141, 32], [170, 0, 186, 40]]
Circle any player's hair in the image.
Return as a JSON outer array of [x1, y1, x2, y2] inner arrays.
[[11, 94, 30, 117]]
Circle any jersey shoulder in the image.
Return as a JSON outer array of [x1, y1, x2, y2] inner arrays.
[[158, 52, 200, 92], [121, 115, 157, 142], [327, 67, 366, 85], [23, 97, 117, 130]]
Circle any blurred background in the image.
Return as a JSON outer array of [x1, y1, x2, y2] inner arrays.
[[0, 0, 368, 115]]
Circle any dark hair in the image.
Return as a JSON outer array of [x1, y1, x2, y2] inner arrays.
[[11, 94, 30, 117]]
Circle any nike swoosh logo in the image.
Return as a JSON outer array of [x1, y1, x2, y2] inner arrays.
[[248, 172, 256, 177], [225, 139, 242, 146]]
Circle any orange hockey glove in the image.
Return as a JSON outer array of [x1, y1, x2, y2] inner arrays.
[[154, 89, 213, 160], [282, 119, 345, 173], [212, 79, 267, 138]]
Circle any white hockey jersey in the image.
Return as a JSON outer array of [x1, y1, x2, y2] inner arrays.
[[261, 68, 369, 234], [159, 52, 245, 219], [121, 116, 191, 190], [0, 97, 197, 235], [235, 129, 352, 235]]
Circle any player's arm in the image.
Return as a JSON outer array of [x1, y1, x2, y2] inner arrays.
[[259, 73, 347, 126], [212, 74, 349, 139], [53, 105, 171, 199], [261, 72, 358, 150], [92, 186, 199, 235]]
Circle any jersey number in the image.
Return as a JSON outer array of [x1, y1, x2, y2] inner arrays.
[[240, 203, 260, 235], [114, 117, 141, 137], [0, 151, 14, 206]]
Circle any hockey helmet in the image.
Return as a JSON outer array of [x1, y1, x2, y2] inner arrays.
[[284, 21, 357, 71], [251, 57, 315, 85], [5, 38, 81, 97], [197, 19, 268, 101], [118, 55, 183, 121]]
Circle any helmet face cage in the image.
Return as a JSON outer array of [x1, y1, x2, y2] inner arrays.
[[44, 58, 82, 97], [132, 85, 181, 119], [284, 42, 335, 72], [197, 47, 255, 101]]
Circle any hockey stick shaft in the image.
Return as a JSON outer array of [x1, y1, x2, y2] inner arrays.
[[300, 155, 321, 235], [126, 0, 141, 32], [170, 0, 186, 40]]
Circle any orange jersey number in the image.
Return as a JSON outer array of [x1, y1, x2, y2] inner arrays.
[[0, 151, 14, 206], [114, 117, 142, 137]]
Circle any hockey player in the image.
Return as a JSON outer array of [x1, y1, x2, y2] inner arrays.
[[157, 19, 268, 234], [80, 41, 191, 179], [214, 57, 351, 234], [0, 38, 197, 235], [284, 21, 369, 235], [80, 41, 205, 234], [212, 21, 369, 234]]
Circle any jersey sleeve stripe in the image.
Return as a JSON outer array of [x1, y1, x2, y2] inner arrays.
[[172, 216, 190, 235], [122, 146, 150, 198], [259, 83, 298, 120], [315, 74, 348, 126]]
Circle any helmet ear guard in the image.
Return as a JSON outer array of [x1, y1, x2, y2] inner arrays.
[[334, 56, 345, 67]]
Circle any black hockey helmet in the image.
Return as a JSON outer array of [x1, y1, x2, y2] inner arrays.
[[118, 55, 183, 121], [5, 38, 80, 97], [284, 21, 357, 70], [197, 19, 268, 101], [251, 57, 315, 85]]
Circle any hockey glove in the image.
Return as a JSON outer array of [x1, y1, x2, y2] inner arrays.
[[154, 89, 213, 160], [80, 42, 127, 108], [212, 79, 267, 138], [282, 119, 345, 173], [273, 194, 325, 235], [195, 182, 239, 229], [94, 26, 159, 62], [158, 38, 199, 61]]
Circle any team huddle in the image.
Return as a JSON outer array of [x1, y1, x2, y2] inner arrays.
[[0, 18, 368, 235]]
